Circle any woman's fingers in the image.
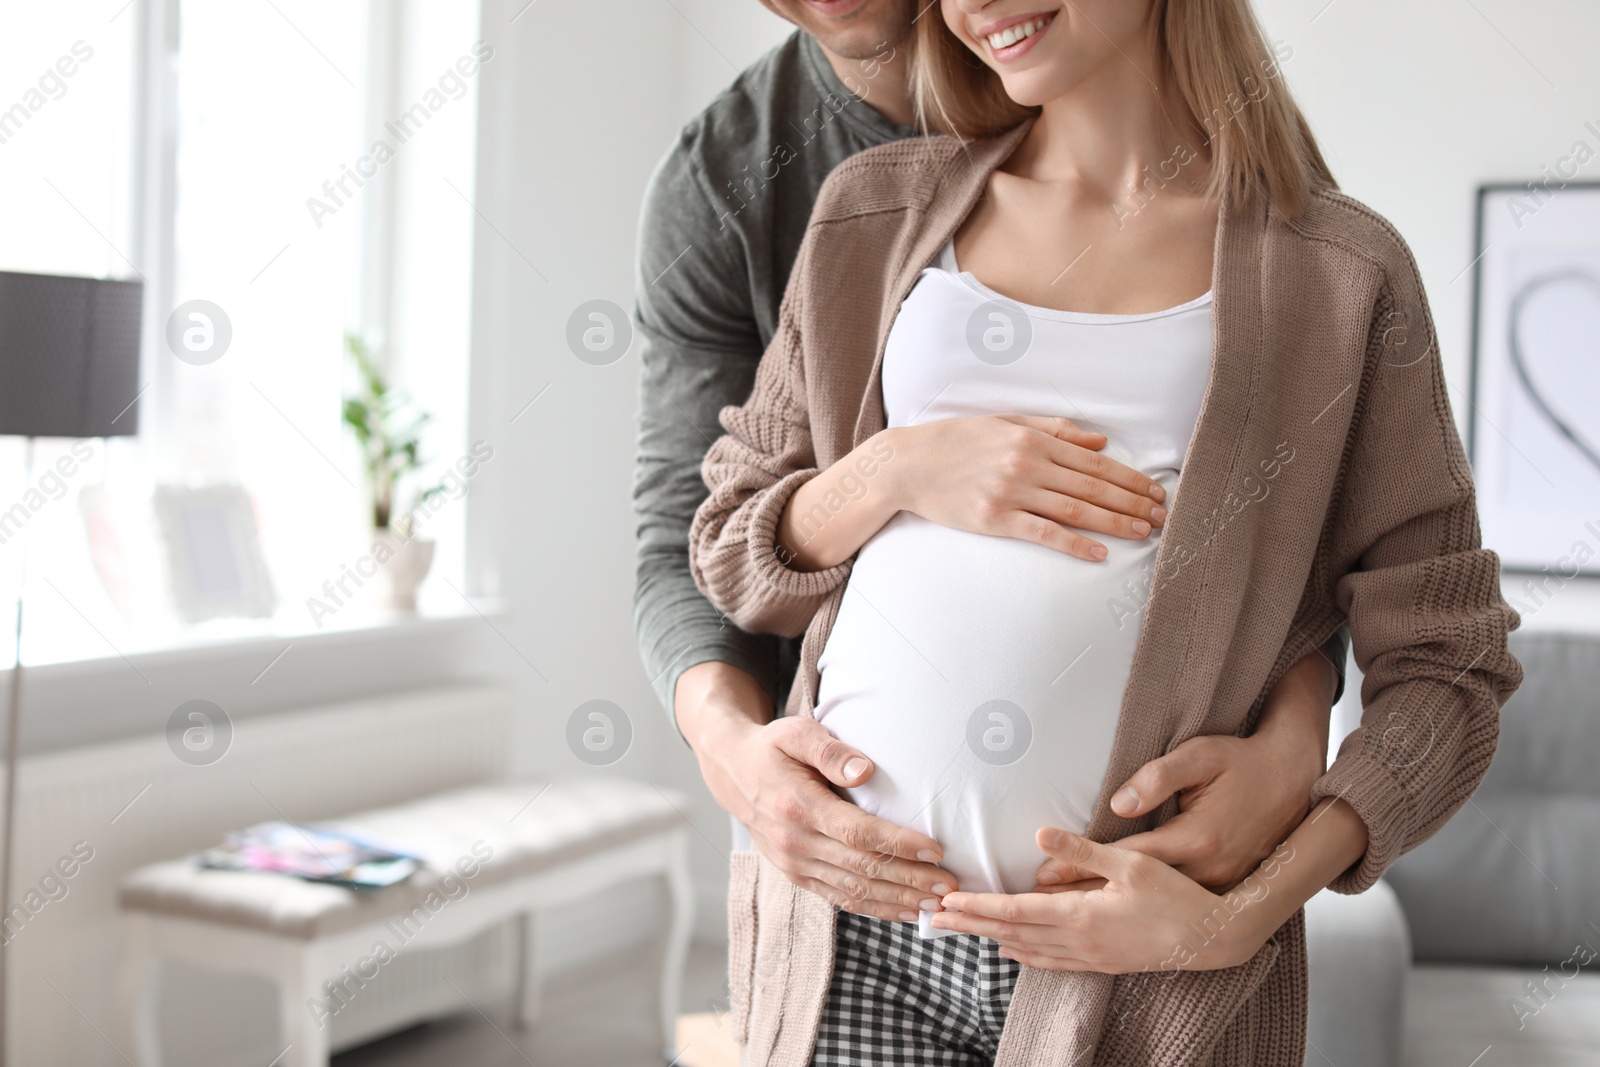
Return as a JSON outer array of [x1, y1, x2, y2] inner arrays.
[[1038, 467, 1168, 530], [998, 413, 1108, 451], [997, 508, 1110, 560], [929, 897, 1097, 950], [1033, 875, 1108, 893], [929, 908, 1052, 942], [988, 481, 1154, 558], [1040, 434, 1167, 503], [937, 888, 1080, 923], [997, 946, 1098, 970], [1022, 486, 1154, 544], [903, 414, 1173, 560], [1035, 828, 1143, 883], [992, 939, 1094, 962]]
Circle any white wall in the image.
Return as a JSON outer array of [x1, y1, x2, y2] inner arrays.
[[464, 0, 793, 939], [1264, 0, 1600, 745], [1251, 0, 1600, 629]]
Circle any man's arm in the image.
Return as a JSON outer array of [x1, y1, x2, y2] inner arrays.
[[632, 150, 782, 729], [631, 146, 960, 918]]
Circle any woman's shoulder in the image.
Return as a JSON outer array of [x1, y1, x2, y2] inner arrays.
[[809, 126, 1030, 226], [808, 134, 964, 222], [1278, 187, 1427, 296]]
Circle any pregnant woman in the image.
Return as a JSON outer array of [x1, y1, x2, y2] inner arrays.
[[690, 0, 1521, 1063]]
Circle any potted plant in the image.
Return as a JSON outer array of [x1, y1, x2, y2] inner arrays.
[[342, 332, 446, 611]]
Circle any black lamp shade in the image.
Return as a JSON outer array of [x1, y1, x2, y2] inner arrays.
[[0, 270, 144, 438]]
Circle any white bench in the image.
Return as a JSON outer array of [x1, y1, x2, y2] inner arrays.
[[115, 779, 693, 1067]]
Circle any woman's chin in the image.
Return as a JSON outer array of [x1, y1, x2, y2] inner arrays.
[[995, 74, 1055, 110]]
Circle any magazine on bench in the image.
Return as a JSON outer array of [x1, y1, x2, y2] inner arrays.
[[199, 822, 421, 889]]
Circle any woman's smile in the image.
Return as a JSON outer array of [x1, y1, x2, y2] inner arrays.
[[977, 10, 1057, 62]]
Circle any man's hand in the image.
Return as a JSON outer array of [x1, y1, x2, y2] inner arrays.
[[676, 662, 958, 922], [1034, 646, 1338, 891]]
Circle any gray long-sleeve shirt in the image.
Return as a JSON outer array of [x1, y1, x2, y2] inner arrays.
[[631, 31, 916, 727]]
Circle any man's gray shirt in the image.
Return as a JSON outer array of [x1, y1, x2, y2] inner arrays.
[[632, 31, 916, 727]]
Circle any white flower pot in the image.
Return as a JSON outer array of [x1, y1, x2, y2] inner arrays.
[[373, 529, 435, 612]]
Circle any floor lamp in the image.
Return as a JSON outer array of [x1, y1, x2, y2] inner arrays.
[[0, 271, 143, 1066]]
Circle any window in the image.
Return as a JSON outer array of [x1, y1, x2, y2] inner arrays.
[[0, 0, 481, 667]]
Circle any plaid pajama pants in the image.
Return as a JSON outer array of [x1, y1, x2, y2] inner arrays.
[[809, 910, 1021, 1066]]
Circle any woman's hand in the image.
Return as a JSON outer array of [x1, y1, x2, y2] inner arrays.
[[883, 415, 1168, 562], [777, 415, 1165, 571], [931, 828, 1282, 973]]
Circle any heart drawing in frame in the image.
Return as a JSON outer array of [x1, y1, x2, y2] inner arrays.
[[1507, 268, 1600, 477]]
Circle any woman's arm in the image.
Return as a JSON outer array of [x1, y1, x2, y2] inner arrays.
[[688, 249, 853, 637], [780, 415, 1170, 572], [773, 430, 906, 572], [689, 264, 1151, 629], [697, 335, 1168, 630], [929, 798, 1367, 972], [1310, 236, 1520, 892]]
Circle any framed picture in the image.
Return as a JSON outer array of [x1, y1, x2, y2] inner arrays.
[[1469, 181, 1600, 575], [152, 484, 277, 623]]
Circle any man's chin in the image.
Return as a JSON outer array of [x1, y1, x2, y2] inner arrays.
[[765, 0, 916, 60], [821, 30, 905, 62], [797, 0, 872, 18]]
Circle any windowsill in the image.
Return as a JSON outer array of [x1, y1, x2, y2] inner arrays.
[[6, 596, 508, 681]]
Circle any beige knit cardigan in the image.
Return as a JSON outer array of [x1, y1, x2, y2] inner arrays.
[[689, 122, 1521, 1067]]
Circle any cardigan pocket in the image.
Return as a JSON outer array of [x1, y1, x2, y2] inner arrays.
[[727, 849, 762, 1046], [1094, 929, 1285, 1067]]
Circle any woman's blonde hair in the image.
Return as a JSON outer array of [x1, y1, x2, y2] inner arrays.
[[912, 0, 1337, 217]]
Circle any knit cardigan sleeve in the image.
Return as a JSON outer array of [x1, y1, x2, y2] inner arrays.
[[1313, 227, 1522, 894], [688, 240, 854, 638]]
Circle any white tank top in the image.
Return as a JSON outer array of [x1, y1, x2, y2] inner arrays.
[[813, 240, 1213, 935]]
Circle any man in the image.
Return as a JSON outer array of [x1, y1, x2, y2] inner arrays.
[[632, 0, 1346, 925]]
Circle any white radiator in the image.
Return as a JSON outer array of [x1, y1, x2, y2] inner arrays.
[[7, 681, 514, 1067]]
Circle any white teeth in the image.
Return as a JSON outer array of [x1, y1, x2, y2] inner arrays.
[[987, 17, 1046, 50]]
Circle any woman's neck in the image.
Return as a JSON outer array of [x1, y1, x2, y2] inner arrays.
[[1011, 64, 1209, 202]]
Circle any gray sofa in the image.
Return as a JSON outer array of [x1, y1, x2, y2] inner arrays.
[[1305, 880, 1411, 1065], [1305, 629, 1600, 1067]]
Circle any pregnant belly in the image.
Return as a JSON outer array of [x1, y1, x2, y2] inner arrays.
[[814, 512, 1158, 901]]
